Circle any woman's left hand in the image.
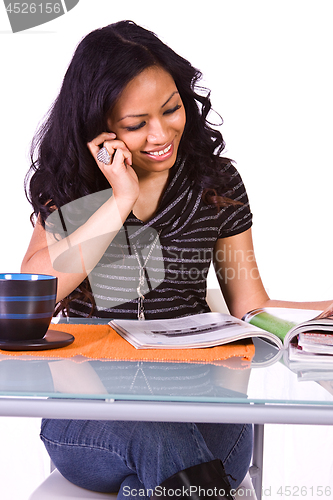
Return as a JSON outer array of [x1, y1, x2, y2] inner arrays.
[[314, 302, 333, 319]]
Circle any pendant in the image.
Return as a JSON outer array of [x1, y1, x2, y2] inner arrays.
[[138, 295, 145, 321], [133, 232, 161, 321]]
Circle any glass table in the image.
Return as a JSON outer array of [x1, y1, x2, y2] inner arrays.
[[1, 321, 333, 499]]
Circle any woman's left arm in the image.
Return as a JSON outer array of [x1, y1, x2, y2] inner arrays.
[[213, 228, 333, 319]]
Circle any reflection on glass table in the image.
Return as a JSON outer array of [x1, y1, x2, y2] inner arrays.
[[0, 324, 333, 406]]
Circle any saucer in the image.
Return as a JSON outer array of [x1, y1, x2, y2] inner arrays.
[[0, 329, 74, 351]]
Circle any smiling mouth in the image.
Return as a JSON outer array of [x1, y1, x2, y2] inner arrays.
[[144, 143, 172, 157]]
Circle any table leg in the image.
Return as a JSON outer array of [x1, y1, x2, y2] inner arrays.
[[249, 424, 264, 500]]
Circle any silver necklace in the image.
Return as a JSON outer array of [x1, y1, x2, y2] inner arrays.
[[133, 230, 161, 320]]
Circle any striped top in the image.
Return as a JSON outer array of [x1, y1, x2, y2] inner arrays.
[[67, 159, 252, 320]]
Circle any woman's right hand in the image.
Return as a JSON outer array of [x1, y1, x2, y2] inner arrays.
[[87, 132, 139, 206]]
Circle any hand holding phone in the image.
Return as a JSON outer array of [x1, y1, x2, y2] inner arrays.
[[87, 132, 139, 206]]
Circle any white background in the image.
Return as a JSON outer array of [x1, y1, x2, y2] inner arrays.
[[0, 0, 333, 498]]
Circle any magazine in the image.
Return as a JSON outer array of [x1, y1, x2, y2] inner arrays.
[[110, 313, 270, 349], [244, 308, 333, 363], [109, 309, 333, 353]]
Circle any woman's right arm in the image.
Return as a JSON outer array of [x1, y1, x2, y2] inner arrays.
[[21, 133, 139, 302]]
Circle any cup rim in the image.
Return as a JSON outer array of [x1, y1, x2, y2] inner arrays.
[[0, 273, 57, 281]]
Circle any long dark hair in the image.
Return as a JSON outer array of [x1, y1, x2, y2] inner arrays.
[[25, 20, 237, 227]]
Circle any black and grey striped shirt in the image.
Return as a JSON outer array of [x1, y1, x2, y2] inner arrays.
[[67, 159, 252, 320]]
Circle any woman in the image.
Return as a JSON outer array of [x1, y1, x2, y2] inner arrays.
[[22, 21, 333, 499]]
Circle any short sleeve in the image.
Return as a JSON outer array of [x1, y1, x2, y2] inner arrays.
[[217, 163, 253, 238]]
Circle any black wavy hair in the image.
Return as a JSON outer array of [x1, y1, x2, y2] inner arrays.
[[25, 20, 238, 227]]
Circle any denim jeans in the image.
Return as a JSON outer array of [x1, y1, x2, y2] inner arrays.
[[40, 419, 253, 498]]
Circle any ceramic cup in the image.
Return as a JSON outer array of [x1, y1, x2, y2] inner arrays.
[[0, 273, 57, 341]]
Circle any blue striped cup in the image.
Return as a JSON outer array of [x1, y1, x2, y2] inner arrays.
[[0, 274, 57, 341]]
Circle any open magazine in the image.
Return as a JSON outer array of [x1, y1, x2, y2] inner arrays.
[[110, 312, 272, 349], [110, 308, 333, 358], [243, 308, 333, 365]]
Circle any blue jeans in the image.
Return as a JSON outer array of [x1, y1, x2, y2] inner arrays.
[[40, 419, 253, 498]]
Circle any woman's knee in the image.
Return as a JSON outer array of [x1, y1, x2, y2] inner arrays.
[[196, 423, 253, 488], [40, 419, 132, 492]]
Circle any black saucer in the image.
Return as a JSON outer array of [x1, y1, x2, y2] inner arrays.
[[0, 329, 75, 351]]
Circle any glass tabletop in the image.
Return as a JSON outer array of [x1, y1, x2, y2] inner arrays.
[[1, 319, 333, 406]]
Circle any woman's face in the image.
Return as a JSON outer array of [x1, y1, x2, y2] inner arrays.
[[107, 66, 186, 176]]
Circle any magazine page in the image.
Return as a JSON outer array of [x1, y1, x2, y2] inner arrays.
[[261, 308, 318, 323], [243, 309, 297, 343], [283, 317, 333, 349], [243, 308, 320, 346], [110, 312, 282, 350]]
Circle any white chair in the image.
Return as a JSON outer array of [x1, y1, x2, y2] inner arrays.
[[206, 287, 229, 314], [235, 471, 257, 498], [28, 468, 117, 499], [29, 467, 257, 499]]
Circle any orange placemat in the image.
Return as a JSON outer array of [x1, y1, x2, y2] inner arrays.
[[0, 324, 255, 365]]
